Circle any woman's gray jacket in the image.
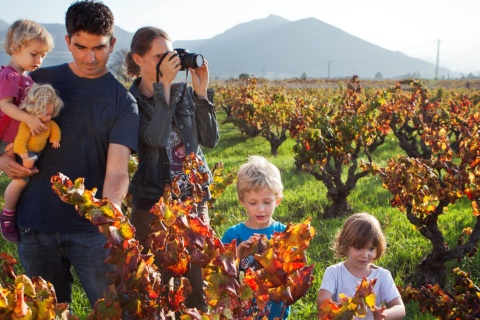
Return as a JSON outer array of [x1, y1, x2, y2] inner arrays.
[[128, 77, 220, 201]]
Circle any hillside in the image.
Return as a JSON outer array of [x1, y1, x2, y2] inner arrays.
[[0, 15, 451, 79]]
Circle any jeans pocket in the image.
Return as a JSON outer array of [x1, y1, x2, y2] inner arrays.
[[18, 225, 32, 234]]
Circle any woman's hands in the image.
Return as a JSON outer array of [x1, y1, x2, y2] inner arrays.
[[190, 60, 209, 99], [158, 51, 181, 84], [157, 51, 209, 100]]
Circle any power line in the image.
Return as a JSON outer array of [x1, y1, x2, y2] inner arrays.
[[434, 39, 440, 80]]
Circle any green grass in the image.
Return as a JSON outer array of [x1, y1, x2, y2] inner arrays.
[[205, 113, 478, 319], [2, 110, 479, 319]]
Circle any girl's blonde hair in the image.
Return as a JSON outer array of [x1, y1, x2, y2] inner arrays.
[[236, 155, 283, 199], [20, 83, 63, 118], [333, 212, 386, 261], [3, 19, 54, 56]]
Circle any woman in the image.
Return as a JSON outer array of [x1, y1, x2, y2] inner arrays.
[[125, 26, 220, 312]]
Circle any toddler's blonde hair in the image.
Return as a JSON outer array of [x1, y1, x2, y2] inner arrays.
[[3, 19, 54, 56]]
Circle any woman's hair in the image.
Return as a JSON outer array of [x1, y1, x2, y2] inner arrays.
[[333, 212, 386, 261], [236, 155, 283, 199], [3, 19, 54, 56], [126, 26, 171, 77], [19, 83, 64, 118], [65, 0, 114, 38]]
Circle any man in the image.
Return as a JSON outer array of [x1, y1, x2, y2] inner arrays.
[[0, 0, 139, 308]]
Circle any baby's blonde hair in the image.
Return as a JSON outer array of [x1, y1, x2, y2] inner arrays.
[[236, 155, 283, 199], [333, 212, 387, 261], [3, 19, 54, 56], [20, 83, 63, 118]]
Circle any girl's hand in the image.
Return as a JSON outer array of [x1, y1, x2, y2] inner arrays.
[[20, 153, 29, 160], [26, 115, 47, 136], [51, 141, 60, 148], [190, 60, 209, 99], [372, 305, 387, 319]]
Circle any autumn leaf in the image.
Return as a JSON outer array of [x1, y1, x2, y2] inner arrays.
[[318, 276, 377, 319], [91, 285, 122, 320], [0, 252, 17, 280], [210, 240, 238, 278], [50, 173, 85, 205], [205, 271, 241, 308], [14, 283, 32, 319], [288, 265, 314, 304]]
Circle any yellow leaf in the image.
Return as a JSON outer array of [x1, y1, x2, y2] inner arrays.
[[365, 292, 377, 311]]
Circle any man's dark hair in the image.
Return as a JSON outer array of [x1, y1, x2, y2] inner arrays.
[[65, 0, 114, 38]]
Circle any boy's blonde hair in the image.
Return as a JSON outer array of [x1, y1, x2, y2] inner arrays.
[[333, 212, 386, 261], [236, 155, 283, 199], [20, 83, 63, 118], [3, 19, 54, 56]]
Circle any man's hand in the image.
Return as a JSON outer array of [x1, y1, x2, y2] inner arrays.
[[0, 149, 38, 179]]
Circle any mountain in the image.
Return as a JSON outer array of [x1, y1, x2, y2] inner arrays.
[[184, 15, 449, 79], [0, 16, 451, 79], [0, 20, 9, 32]]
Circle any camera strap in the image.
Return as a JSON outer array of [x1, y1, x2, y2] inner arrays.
[[156, 52, 169, 82], [179, 71, 188, 102]]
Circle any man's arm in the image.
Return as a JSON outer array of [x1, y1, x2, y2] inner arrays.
[[0, 148, 38, 179], [102, 143, 131, 208]]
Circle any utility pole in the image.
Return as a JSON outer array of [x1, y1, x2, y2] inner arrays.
[[434, 40, 440, 80], [327, 61, 332, 79]]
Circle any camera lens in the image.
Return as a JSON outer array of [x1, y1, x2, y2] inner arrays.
[[174, 48, 204, 70], [193, 54, 204, 69], [182, 53, 204, 70]]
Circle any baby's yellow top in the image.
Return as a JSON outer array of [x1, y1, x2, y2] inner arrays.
[[13, 121, 61, 154]]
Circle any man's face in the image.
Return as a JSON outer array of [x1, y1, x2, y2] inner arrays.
[[66, 31, 116, 78]]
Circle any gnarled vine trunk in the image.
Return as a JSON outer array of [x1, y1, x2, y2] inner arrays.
[[405, 204, 480, 287]]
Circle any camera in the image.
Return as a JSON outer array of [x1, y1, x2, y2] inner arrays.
[[175, 48, 204, 71]]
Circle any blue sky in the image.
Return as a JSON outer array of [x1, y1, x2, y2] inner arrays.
[[1, 0, 479, 74]]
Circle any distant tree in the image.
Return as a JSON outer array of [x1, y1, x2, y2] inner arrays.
[[300, 72, 307, 80], [374, 72, 383, 80], [239, 73, 250, 80], [109, 49, 132, 86]]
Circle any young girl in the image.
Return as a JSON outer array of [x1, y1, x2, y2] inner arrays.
[[317, 212, 406, 320], [222, 155, 289, 319], [1, 83, 62, 242], [0, 19, 54, 153], [0, 20, 54, 242]]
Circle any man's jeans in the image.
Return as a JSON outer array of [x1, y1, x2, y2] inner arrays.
[[17, 226, 114, 308]]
